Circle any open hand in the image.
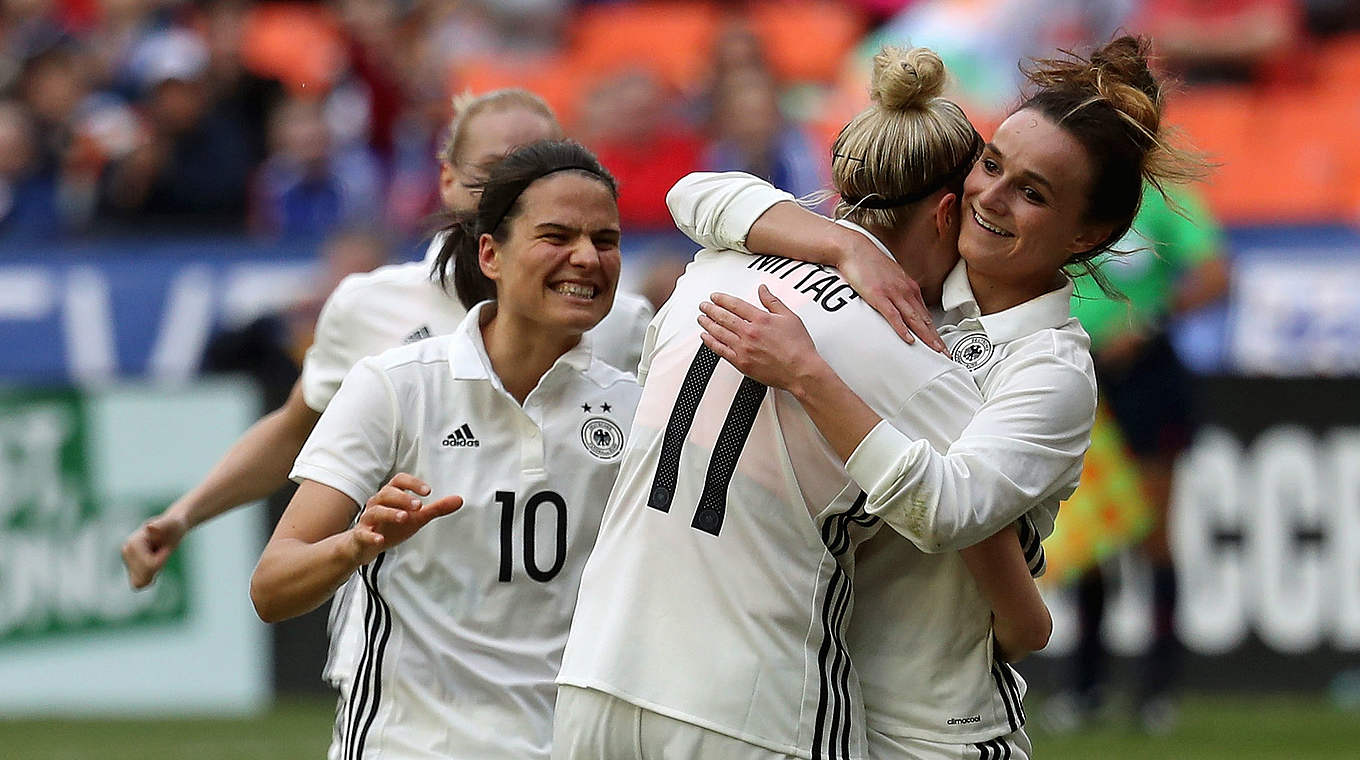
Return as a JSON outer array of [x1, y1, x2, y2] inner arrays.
[[835, 234, 946, 353], [349, 473, 463, 566], [698, 285, 825, 392]]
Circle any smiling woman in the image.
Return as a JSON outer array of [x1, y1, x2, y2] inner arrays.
[[249, 140, 642, 760]]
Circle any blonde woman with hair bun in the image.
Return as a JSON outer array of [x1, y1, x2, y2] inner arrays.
[[669, 35, 1207, 760], [553, 45, 994, 760]]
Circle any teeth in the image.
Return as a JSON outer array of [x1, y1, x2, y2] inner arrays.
[[973, 209, 1013, 237], [554, 282, 596, 299]]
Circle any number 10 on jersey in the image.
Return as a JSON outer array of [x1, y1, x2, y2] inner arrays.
[[496, 490, 567, 583]]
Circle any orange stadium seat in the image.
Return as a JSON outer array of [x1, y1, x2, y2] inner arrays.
[[450, 54, 589, 127], [1163, 87, 1255, 221], [566, 1, 721, 93], [240, 3, 347, 93], [747, 1, 867, 83]]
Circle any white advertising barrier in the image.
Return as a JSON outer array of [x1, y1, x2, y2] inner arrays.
[[1042, 424, 1360, 659], [1229, 255, 1360, 376], [0, 381, 269, 716]]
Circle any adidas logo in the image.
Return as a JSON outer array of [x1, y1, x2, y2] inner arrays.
[[442, 423, 479, 447], [404, 325, 433, 344]]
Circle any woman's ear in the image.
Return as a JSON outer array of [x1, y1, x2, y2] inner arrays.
[[438, 161, 460, 211], [934, 192, 959, 239], [478, 233, 500, 281], [1068, 222, 1115, 255]]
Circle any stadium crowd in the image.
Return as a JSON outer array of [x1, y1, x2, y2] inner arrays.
[[1, 0, 1357, 244]]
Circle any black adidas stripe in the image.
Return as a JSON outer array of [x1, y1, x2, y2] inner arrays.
[[975, 740, 992, 760], [811, 493, 871, 759], [345, 553, 392, 760], [998, 662, 1026, 726], [812, 563, 854, 759], [341, 562, 380, 760], [991, 663, 1020, 733]]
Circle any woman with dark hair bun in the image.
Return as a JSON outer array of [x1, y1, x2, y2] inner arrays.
[[251, 140, 643, 760], [666, 35, 1206, 760]]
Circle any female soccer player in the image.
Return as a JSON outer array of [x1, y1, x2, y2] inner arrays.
[[120, 89, 650, 592], [250, 140, 642, 760], [678, 36, 1203, 760], [555, 47, 1017, 760]]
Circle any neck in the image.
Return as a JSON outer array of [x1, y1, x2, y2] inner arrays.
[[965, 267, 1066, 315], [479, 305, 581, 404], [867, 221, 946, 308]]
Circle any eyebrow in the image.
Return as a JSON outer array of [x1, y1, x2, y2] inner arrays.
[[985, 143, 1057, 194], [535, 222, 621, 238]]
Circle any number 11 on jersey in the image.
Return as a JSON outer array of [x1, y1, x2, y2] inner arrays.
[[647, 345, 767, 536]]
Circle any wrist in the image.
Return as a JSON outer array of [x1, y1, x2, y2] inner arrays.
[[789, 357, 835, 405]]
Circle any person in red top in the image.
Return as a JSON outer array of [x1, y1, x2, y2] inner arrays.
[[578, 69, 702, 230]]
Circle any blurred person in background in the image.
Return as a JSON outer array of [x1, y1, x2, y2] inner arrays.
[[250, 94, 383, 239], [579, 68, 702, 230], [196, 0, 286, 164], [1055, 184, 1231, 733], [0, 98, 62, 238], [202, 228, 391, 414], [701, 60, 826, 202], [96, 28, 251, 231], [1135, 0, 1304, 84]]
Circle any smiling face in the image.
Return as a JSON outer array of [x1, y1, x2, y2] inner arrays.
[[958, 109, 1112, 291], [439, 106, 559, 213], [479, 172, 621, 338]]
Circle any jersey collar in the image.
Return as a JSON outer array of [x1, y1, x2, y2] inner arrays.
[[833, 219, 896, 261], [448, 301, 596, 383], [940, 261, 1075, 344]]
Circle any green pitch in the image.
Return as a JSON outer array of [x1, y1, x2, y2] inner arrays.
[[4, 694, 1356, 759]]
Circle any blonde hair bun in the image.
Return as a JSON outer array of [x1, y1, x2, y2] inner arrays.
[[871, 46, 947, 111]]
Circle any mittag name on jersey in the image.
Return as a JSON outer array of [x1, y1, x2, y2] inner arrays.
[[746, 255, 860, 313]]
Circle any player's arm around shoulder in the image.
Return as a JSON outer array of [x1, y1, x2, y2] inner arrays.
[[666, 171, 796, 253]]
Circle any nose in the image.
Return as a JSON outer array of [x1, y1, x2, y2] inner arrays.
[[568, 238, 602, 269], [973, 177, 1005, 214]]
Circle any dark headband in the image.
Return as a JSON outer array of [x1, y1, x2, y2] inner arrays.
[[838, 128, 983, 210], [483, 162, 612, 234]]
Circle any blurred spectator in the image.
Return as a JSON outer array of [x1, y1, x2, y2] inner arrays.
[[0, 99, 61, 239], [1305, 0, 1360, 34], [96, 28, 252, 231], [579, 68, 701, 230], [202, 227, 391, 410], [1136, 0, 1304, 84], [251, 95, 382, 239], [14, 44, 89, 171], [196, 0, 286, 164], [702, 65, 827, 200]]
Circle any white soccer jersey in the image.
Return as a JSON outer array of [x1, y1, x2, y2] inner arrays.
[[666, 171, 1098, 747], [291, 303, 642, 760], [557, 229, 983, 760], [300, 236, 652, 696], [848, 261, 1095, 745]]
